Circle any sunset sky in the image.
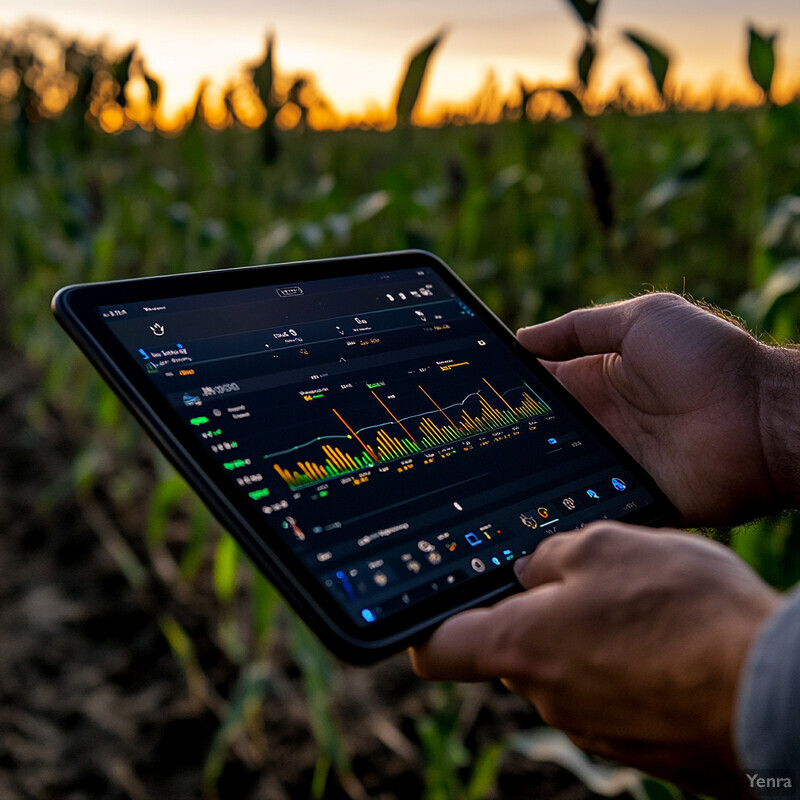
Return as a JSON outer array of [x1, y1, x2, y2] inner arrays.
[[3, 0, 800, 121]]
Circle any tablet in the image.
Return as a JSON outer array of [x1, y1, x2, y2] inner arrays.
[[53, 250, 674, 663]]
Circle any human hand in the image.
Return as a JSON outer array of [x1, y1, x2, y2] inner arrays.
[[517, 292, 800, 526], [410, 521, 780, 794]]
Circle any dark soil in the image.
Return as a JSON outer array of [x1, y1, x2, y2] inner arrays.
[[0, 344, 621, 799], [0, 348, 209, 799]]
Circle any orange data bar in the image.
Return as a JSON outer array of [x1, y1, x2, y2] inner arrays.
[[376, 429, 393, 450], [299, 461, 324, 480], [274, 464, 293, 483], [519, 395, 537, 415], [377, 429, 407, 457], [322, 444, 347, 470], [332, 408, 377, 461], [420, 418, 445, 444], [482, 377, 516, 413], [460, 411, 478, 431], [478, 394, 504, 426], [418, 385, 461, 433], [375, 432, 394, 459], [371, 391, 418, 445]]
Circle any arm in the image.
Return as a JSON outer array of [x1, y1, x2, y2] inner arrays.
[[410, 293, 800, 794], [737, 586, 800, 789]]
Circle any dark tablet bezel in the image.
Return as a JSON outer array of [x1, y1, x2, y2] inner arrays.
[[53, 250, 675, 663]]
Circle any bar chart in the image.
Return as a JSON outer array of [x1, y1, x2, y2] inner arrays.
[[269, 377, 551, 490]]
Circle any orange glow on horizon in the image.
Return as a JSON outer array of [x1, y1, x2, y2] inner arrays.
[[134, 74, 794, 134], [2, 15, 798, 134]]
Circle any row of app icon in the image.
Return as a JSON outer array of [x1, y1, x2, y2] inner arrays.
[[384, 286, 434, 302], [519, 477, 627, 530], [354, 538, 526, 624], [326, 523, 494, 602]]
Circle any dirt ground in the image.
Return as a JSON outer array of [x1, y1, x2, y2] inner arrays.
[[0, 343, 621, 800]]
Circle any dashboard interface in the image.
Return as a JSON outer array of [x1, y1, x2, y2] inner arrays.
[[97, 264, 656, 628]]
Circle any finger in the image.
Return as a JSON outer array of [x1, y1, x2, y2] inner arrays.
[[514, 530, 583, 589], [409, 608, 494, 681], [410, 587, 558, 682], [517, 300, 632, 361]]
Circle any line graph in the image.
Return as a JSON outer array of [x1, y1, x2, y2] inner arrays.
[[267, 378, 551, 490]]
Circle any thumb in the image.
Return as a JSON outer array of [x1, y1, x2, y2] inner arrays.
[[517, 300, 634, 361]]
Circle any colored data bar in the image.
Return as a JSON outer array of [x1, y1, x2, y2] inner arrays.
[[270, 379, 552, 491], [273, 447, 376, 488], [375, 429, 421, 460]]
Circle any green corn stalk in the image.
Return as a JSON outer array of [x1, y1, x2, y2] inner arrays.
[[416, 683, 506, 800], [288, 616, 353, 798], [202, 662, 273, 792], [251, 33, 280, 164]]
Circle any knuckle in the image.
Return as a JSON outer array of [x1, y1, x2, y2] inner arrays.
[[564, 521, 620, 566], [532, 532, 561, 561], [635, 290, 685, 311]]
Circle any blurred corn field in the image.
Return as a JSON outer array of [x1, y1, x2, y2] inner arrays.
[[2, 0, 800, 797]]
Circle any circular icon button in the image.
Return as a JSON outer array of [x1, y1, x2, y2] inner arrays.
[[470, 558, 486, 573], [612, 478, 627, 491]]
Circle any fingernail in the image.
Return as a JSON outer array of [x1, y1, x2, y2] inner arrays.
[[513, 555, 531, 579]]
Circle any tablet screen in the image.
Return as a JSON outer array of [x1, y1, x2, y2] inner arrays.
[[91, 259, 662, 632]]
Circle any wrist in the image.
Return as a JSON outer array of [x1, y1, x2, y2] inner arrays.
[[757, 344, 800, 511]]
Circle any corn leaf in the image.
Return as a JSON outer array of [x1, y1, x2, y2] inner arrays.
[[748, 25, 777, 98], [739, 257, 800, 326], [145, 73, 160, 107], [289, 616, 350, 775], [395, 30, 444, 127], [624, 31, 670, 98], [159, 614, 196, 666], [252, 34, 276, 110], [562, 0, 601, 28], [213, 534, 239, 603], [466, 741, 506, 800], [203, 664, 272, 789], [558, 88, 585, 117], [146, 474, 188, 550], [111, 47, 135, 106], [577, 39, 596, 89]]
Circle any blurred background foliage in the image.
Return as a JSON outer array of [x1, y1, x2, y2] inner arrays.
[[2, 0, 800, 796]]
